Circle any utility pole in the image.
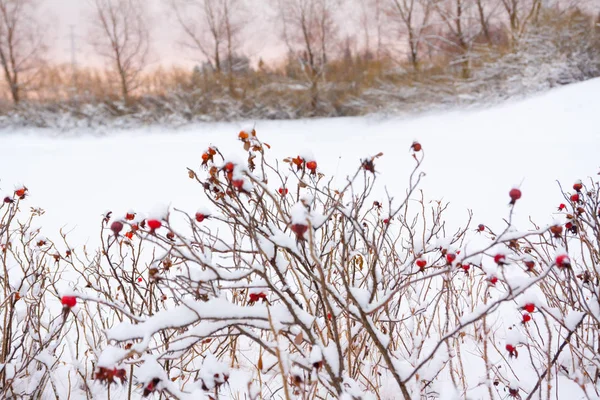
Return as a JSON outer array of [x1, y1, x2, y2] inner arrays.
[[69, 25, 78, 98]]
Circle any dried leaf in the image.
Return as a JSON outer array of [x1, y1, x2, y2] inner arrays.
[[294, 332, 303, 345], [355, 255, 364, 270], [257, 354, 263, 370]]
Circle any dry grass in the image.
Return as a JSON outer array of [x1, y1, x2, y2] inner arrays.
[[0, 8, 598, 127]]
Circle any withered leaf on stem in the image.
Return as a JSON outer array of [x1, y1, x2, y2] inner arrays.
[[353, 256, 364, 270], [294, 332, 303, 345]]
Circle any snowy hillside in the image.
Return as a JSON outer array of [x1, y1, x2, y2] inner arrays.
[[2, 78, 599, 245], [0, 79, 599, 400]]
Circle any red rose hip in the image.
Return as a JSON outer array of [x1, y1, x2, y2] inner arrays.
[[509, 188, 521, 205], [110, 221, 123, 236], [195, 212, 206, 222], [506, 344, 518, 358], [555, 254, 570, 268], [291, 223, 308, 240], [523, 303, 535, 313], [147, 219, 162, 232], [494, 254, 506, 265], [524, 260, 535, 271], [61, 295, 77, 308]]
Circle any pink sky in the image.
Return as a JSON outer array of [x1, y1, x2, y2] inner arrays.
[[43, 0, 287, 70]]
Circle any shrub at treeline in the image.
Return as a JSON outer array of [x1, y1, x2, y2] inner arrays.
[[0, 5, 598, 127]]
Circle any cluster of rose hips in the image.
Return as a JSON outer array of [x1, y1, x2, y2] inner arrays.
[[117, 218, 162, 236], [224, 162, 249, 192], [248, 292, 267, 304], [554, 180, 588, 236], [504, 307, 538, 357], [201, 147, 218, 166], [203, 161, 249, 197], [290, 156, 318, 175], [198, 137, 257, 199], [94, 366, 127, 385], [361, 152, 384, 174], [2, 187, 28, 204]]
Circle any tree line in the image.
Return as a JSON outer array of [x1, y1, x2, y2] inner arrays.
[[0, 0, 598, 123]]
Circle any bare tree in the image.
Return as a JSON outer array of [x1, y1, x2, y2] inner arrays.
[[432, 0, 483, 77], [359, 0, 385, 61], [373, 0, 385, 60], [500, 0, 542, 41], [89, 0, 150, 103], [171, 0, 247, 95], [384, 0, 434, 70], [276, 0, 339, 112], [0, 0, 47, 104], [475, 0, 497, 43], [171, 0, 246, 74]]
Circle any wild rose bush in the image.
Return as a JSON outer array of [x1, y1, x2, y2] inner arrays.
[[1, 130, 599, 399], [0, 193, 84, 398]]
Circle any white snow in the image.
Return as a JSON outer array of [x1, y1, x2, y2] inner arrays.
[[564, 310, 585, 331], [0, 79, 597, 249], [290, 202, 309, 224], [97, 346, 129, 368], [1, 79, 599, 400]]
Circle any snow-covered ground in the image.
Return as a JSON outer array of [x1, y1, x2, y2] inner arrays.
[[1, 78, 599, 400], [1, 78, 598, 247]]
